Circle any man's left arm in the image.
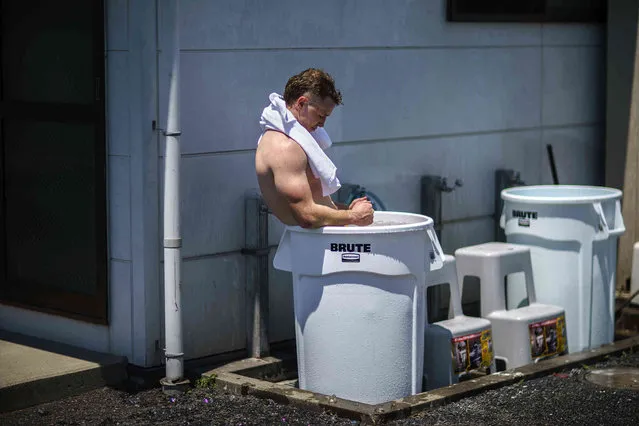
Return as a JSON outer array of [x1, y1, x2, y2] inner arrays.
[[321, 196, 346, 210], [324, 196, 368, 210], [334, 201, 349, 210]]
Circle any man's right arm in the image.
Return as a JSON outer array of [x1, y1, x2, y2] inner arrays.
[[270, 137, 373, 228]]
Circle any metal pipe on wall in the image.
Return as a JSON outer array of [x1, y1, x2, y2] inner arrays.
[[161, 0, 189, 394], [243, 191, 271, 358]]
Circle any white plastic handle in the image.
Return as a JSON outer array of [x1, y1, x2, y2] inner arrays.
[[426, 228, 444, 271], [592, 202, 610, 241], [272, 229, 292, 271], [610, 200, 626, 237]]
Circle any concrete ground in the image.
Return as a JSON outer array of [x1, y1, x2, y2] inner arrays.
[[0, 330, 127, 413]]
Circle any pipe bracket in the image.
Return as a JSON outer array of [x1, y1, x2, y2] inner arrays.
[[164, 238, 182, 248]]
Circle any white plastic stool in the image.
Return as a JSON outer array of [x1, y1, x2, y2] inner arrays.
[[423, 254, 495, 390], [455, 242, 568, 370]]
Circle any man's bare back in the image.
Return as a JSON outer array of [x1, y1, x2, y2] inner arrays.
[[255, 130, 373, 228]]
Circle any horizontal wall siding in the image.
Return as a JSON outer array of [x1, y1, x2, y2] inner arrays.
[[177, 47, 543, 154], [178, 0, 542, 49], [542, 47, 604, 126], [180, 254, 246, 359], [541, 126, 604, 185]]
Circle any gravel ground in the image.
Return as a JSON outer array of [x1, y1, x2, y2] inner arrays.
[[405, 351, 639, 426], [0, 385, 352, 426], [2, 351, 638, 426]]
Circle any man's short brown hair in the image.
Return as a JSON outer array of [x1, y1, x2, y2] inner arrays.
[[283, 68, 343, 106]]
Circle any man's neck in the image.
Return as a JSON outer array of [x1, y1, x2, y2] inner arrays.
[[286, 105, 300, 121]]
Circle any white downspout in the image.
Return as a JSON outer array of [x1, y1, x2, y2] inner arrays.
[[161, 0, 188, 393]]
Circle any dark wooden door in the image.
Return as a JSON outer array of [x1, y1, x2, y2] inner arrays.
[[0, 0, 107, 323]]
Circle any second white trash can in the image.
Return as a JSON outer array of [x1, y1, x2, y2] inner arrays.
[[273, 212, 443, 405], [501, 185, 625, 353]]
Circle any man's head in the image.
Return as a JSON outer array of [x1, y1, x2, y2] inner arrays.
[[284, 68, 343, 132]]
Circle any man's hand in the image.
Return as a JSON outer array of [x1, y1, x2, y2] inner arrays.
[[349, 197, 374, 226], [348, 196, 369, 210]]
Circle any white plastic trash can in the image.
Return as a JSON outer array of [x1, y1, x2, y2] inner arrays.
[[273, 211, 444, 405], [500, 185, 625, 353]]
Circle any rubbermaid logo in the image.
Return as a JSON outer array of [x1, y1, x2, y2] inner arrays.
[[341, 253, 360, 263]]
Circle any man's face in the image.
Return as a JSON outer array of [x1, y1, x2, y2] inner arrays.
[[292, 94, 336, 132]]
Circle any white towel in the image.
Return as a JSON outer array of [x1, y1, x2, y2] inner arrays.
[[258, 93, 341, 196]]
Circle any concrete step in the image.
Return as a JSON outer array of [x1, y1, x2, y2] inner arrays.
[[0, 330, 127, 413]]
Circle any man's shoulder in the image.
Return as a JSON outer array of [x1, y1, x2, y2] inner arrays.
[[260, 130, 304, 156], [261, 129, 293, 144]]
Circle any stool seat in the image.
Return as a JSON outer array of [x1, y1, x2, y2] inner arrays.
[[455, 242, 530, 257], [455, 242, 537, 317]]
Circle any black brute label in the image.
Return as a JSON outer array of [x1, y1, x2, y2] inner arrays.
[[512, 210, 538, 227], [330, 243, 371, 253]]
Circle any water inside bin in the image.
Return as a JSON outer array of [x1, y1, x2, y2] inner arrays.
[[344, 220, 410, 227], [339, 212, 430, 228], [369, 220, 406, 226]]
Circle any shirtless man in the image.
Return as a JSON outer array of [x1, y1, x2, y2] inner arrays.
[[255, 69, 374, 228]]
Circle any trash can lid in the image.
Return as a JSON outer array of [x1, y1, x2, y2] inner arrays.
[[286, 211, 434, 235], [501, 185, 622, 205]]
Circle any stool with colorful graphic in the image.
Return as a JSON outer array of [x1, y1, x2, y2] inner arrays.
[[423, 254, 495, 391], [454, 242, 568, 370]]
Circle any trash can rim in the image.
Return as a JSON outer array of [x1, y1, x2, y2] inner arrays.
[[284, 211, 434, 235], [501, 185, 622, 205]]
